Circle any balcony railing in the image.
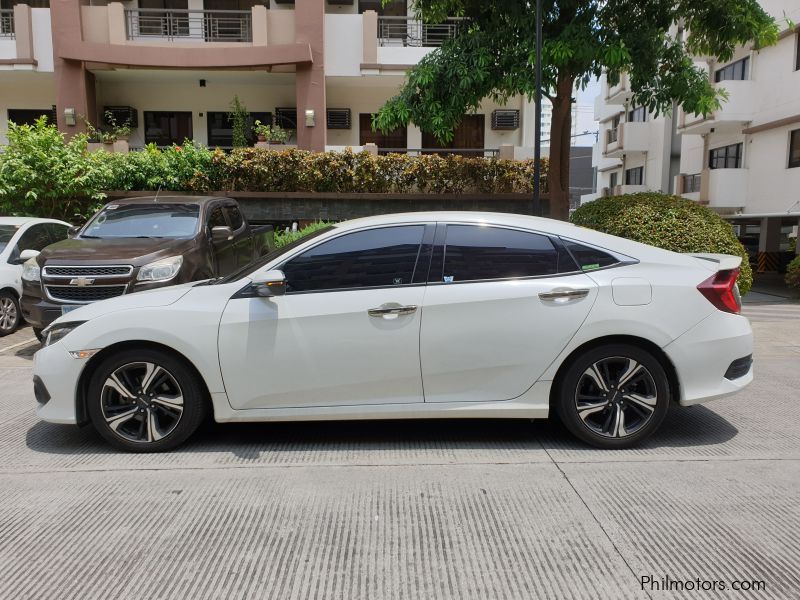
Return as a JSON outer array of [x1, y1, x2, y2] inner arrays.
[[125, 9, 253, 43], [606, 128, 619, 144], [682, 173, 702, 194], [0, 9, 14, 39], [377, 17, 463, 47]]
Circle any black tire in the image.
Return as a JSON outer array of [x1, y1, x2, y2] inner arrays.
[[87, 348, 208, 452], [33, 328, 45, 342], [555, 343, 670, 449], [0, 291, 22, 337]]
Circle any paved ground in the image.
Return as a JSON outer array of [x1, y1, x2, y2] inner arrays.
[[0, 304, 799, 600]]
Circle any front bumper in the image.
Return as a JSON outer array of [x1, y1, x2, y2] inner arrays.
[[664, 310, 754, 406], [20, 292, 64, 330], [33, 342, 86, 424]]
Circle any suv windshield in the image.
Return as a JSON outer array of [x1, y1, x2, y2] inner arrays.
[[82, 204, 200, 239], [213, 225, 335, 285], [0, 225, 17, 253]]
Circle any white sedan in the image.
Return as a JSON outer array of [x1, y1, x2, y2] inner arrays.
[[0, 217, 71, 336], [32, 212, 753, 451]]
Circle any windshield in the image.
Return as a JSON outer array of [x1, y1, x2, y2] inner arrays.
[[0, 225, 18, 254], [213, 225, 335, 285], [82, 204, 200, 239]]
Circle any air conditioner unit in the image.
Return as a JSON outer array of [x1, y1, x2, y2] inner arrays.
[[103, 106, 138, 129], [326, 108, 352, 130], [491, 109, 520, 130]]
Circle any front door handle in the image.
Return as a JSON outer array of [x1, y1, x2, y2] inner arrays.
[[368, 303, 418, 318], [539, 288, 590, 302]]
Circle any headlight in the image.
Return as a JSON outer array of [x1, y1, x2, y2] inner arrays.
[[22, 257, 41, 282], [137, 256, 183, 282], [42, 321, 86, 348]]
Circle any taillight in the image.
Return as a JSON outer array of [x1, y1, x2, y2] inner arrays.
[[697, 268, 741, 314]]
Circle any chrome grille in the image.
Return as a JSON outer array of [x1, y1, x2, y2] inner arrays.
[[46, 285, 127, 303], [43, 265, 133, 278]]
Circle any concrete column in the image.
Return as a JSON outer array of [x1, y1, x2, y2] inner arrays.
[[252, 5, 268, 46], [51, 1, 97, 135], [294, 0, 326, 152], [757, 217, 782, 273], [407, 124, 422, 151], [13, 4, 34, 61], [107, 2, 126, 45], [361, 10, 377, 65]]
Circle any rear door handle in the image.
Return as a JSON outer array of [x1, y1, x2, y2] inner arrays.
[[368, 303, 418, 318], [539, 288, 590, 302]]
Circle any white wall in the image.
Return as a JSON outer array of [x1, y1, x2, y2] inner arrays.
[[325, 14, 362, 77], [31, 8, 53, 72]]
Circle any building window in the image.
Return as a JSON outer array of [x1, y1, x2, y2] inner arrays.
[[628, 106, 647, 123], [358, 0, 406, 16], [7, 108, 55, 126], [682, 173, 702, 193], [609, 172, 618, 188], [709, 142, 743, 169], [714, 57, 749, 82], [796, 33, 800, 71], [144, 111, 193, 146], [207, 111, 271, 148], [359, 113, 407, 153], [789, 129, 800, 169], [625, 167, 644, 186]]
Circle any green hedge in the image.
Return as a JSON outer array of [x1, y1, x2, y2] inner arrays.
[[571, 192, 753, 295], [786, 256, 800, 290], [0, 120, 546, 222]]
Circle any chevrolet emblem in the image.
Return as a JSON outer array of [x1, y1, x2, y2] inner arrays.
[[69, 277, 95, 287]]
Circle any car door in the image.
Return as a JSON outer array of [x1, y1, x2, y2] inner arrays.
[[207, 202, 237, 276], [420, 223, 598, 403], [218, 223, 433, 410], [223, 203, 253, 267]]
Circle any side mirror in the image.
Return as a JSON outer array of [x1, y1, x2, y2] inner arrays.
[[19, 249, 40, 262], [67, 225, 81, 239], [251, 269, 287, 297], [211, 225, 233, 244]]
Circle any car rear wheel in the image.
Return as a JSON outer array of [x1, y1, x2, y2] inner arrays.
[[87, 348, 207, 452], [555, 344, 670, 449], [0, 292, 21, 337]]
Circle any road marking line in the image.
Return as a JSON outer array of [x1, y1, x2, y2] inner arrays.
[[0, 337, 37, 354]]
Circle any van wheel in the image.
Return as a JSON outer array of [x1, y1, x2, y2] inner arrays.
[[555, 344, 670, 449], [87, 348, 208, 452], [0, 292, 21, 337]]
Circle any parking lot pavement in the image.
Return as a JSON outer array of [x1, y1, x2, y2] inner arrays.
[[1, 316, 798, 599]]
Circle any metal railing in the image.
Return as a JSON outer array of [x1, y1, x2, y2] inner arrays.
[[0, 10, 14, 39], [682, 173, 702, 194], [125, 9, 252, 43], [606, 127, 619, 144], [379, 148, 499, 157], [377, 17, 463, 47]]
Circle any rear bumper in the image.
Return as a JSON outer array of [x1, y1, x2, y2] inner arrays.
[[664, 311, 753, 406]]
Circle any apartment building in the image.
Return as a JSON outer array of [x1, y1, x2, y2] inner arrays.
[[0, 0, 543, 157], [583, 0, 800, 269]]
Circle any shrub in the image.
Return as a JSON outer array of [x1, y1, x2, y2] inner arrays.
[[571, 192, 753, 295], [274, 221, 334, 249], [786, 256, 800, 290]]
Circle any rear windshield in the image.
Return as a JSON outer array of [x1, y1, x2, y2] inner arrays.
[[82, 204, 200, 239], [0, 225, 17, 253]]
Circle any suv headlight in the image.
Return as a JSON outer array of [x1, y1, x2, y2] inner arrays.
[[22, 257, 41, 282], [137, 256, 183, 282], [42, 321, 86, 348]]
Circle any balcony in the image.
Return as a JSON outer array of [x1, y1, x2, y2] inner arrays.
[[0, 9, 14, 40], [594, 93, 623, 122], [703, 168, 748, 209], [604, 73, 633, 105], [678, 80, 755, 135], [377, 16, 462, 48], [603, 122, 649, 158], [125, 9, 252, 43]]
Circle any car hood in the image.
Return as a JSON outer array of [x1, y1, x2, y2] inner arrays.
[[46, 282, 196, 329], [37, 237, 196, 266]]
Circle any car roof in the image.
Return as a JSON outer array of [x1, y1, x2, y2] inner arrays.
[[105, 196, 226, 206], [0, 217, 70, 226]]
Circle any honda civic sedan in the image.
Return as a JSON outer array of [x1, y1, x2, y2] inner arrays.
[[32, 212, 753, 452]]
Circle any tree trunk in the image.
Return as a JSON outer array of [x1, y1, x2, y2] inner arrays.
[[548, 73, 575, 221]]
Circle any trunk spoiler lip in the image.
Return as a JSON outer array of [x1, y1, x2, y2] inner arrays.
[[686, 252, 743, 272]]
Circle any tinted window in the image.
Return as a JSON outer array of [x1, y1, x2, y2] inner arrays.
[[0, 225, 16, 254], [709, 143, 743, 169], [207, 206, 227, 229], [563, 240, 619, 271], [226, 205, 244, 230], [83, 204, 199, 238], [10, 224, 52, 262], [440, 225, 560, 282], [45, 223, 69, 244], [282, 226, 424, 292]]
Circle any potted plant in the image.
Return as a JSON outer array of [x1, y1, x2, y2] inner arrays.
[[104, 110, 132, 142], [253, 120, 292, 145]]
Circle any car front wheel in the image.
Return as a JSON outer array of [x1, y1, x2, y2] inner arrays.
[[0, 292, 21, 337], [87, 348, 207, 452], [555, 344, 670, 449]]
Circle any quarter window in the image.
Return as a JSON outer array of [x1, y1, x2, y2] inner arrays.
[[789, 129, 800, 169], [714, 57, 749, 82], [709, 143, 743, 169], [438, 225, 564, 283], [282, 226, 425, 292], [563, 240, 619, 271]]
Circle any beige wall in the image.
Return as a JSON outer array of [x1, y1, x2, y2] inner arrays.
[[0, 74, 56, 145]]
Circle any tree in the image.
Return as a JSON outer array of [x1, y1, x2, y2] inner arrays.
[[373, 0, 778, 220], [229, 95, 251, 148]]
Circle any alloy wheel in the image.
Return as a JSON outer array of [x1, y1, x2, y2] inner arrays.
[[0, 297, 18, 333], [574, 356, 658, 438], [100, 362, 184, 443]]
